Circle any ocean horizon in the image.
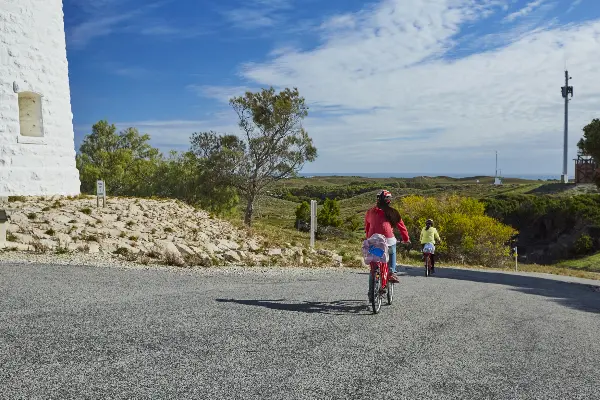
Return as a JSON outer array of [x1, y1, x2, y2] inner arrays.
[[299, 172, 562, 181]]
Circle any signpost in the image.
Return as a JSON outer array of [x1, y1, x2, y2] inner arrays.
[[310, 200, 317, 248], [96, 180, 106, 208], [514, 247, 518, 272]]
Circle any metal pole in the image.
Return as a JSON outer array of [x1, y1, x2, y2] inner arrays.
[[495, 151, 498, 179], [562, 70, 572, 184], [563, 70, 568, 182]]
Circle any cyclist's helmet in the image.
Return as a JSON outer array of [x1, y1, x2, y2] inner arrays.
[[426, 219, 433, 226], [377, 190, 392, 205]]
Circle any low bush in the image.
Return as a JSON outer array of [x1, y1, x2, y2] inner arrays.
[[397, 195, 516, 268], [318, 198, 342, 228], [574, 234, 593, 256]]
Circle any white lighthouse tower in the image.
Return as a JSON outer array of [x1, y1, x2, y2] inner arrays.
[[0, 0, 81, 196]]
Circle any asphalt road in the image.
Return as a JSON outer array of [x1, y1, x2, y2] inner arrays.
[[1, 263, 599, 399]]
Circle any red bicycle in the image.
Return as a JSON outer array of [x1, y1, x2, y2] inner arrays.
[[423, 243, 436, 277], [369, 261, 393, 314], [423, 251, 433, 277]]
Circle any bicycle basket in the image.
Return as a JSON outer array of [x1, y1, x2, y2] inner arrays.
[[422, 243, 435, 254], [362, 234, 389, 264]]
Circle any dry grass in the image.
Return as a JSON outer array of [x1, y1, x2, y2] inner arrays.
[[163, 250, 185, 267], [29, 238, 50, 254]]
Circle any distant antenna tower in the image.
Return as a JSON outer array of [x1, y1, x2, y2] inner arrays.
[[561, 70, 574, 183], [495, 151, 498, 178], [494, 151, 502, 185]]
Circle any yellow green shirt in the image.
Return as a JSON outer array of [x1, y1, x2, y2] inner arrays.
[[420, 227, 440, 244]]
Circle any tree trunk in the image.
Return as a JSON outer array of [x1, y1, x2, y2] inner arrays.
[[244, 194, 255, 226]]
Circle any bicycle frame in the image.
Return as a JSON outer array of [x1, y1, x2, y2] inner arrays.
[[423, 251, 433, 275], [370, 261, 389, 290]]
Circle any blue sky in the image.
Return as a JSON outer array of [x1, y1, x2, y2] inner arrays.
[[64, 0, 600, 176]]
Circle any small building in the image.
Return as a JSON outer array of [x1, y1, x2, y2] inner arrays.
[[0, 0, 80, 196], [574, 150, 598, 184]]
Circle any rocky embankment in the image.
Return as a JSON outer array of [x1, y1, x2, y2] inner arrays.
[[0, 196, 343, 268]]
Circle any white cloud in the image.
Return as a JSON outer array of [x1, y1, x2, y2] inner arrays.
[[188, 85, 259, 103], [504, 0, 546, 22], [192, 0, 596, 175], [117, 0, 599, 175], [223, 0, 293, 30], [68, 12, 139, 49], [110, 118, 240, 151], [66, 1, 194, 49], [568, 0, 584, 13]]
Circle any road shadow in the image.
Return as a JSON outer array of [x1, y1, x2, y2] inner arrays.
[[216, 298, 371, 315], [399, 265, 600, 314]]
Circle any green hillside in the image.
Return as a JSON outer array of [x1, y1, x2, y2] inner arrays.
[[247, 176, 600, 277]]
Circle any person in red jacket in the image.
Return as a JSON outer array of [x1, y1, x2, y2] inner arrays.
[[365, 190, 411, 283]]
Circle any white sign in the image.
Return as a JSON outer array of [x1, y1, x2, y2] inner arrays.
[[96, 180, 105, 195], [96, 180, 106, 208]]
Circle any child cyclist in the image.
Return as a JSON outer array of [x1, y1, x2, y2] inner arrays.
[[364, 190, 411, 283], [420, 219, 441, 273]]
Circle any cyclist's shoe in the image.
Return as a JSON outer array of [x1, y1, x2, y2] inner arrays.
[[388, 273, 400, 283], [431, 267, 435, 274]]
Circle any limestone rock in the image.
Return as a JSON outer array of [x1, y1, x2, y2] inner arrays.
[[175, 243, 195, 257], [218, 239, 240, 251], [0, 196, 267, 268], [202, 242, 220, 255], [268, 248, 283, 257], [224, 250, 241, 263], [246, 240, 261, 252]]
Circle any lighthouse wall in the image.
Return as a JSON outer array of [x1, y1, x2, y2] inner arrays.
[[0, 0, 81, 196]]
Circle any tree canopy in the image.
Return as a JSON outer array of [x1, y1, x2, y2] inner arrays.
[[578, 118, 600, 186], [192, 87, 317, 225], [76, 121, 161, 196], [74, 87, 316, 224]]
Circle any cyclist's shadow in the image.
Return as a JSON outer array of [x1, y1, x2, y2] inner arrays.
[[216, 298, 371, 315]]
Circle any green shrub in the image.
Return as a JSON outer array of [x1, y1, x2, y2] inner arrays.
[[55, 246, 70, 255], [114, 247, 129, 256], [345, 214, 362, 232], [80, 208, 92, 215], [27, 213, 37, 220], [318, 198, 342, 228], [398, 195, 515, 268], [81, 234, 99, 242], [574, 234, 593, 255], [294, 201, 310, 227]]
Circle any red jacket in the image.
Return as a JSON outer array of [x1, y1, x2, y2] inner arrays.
[[365, 206, 410, 243]]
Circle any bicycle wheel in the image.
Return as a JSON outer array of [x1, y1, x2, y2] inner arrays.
[[425, 254, 430, 277], [371, 268, 382, 314], [387, 281, 394, 305]]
